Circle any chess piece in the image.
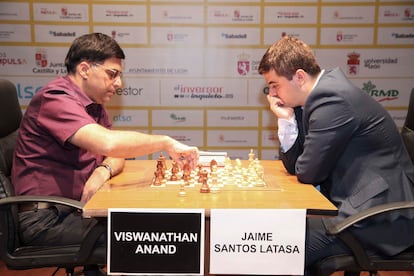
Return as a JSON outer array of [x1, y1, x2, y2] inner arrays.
[[210, 159, 217, 171], [248, 149, 255, 161], [155, 160, 165, 177], [181, 161, 191, 182], [153, 168, 163, 186], [199, 169, 210, 193], [170, 160, 179, 181], [210, 167, 220, 193], [197, 164, 204, 183], [158, 153, 167, 171], [254, 159, 266, 187], [178, 183, 186, 196]]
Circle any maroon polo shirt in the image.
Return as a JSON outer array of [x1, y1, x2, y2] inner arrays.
[[12, 76, 111, 200]]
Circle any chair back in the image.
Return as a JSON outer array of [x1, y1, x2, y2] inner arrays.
[[0, 79, 22, 184], [402, 88, 414, 163], [0, 79, 23, 257], [0, 79, 106, 273]]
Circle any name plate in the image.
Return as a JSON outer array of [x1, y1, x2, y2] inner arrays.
[[108, 208, 205, 275], [210, 209, 306, 275]]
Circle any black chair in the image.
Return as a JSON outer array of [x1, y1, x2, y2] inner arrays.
[[310, 201, 414, 276], [401, 88, 414, 164], [311, 88, 414, 276], [0, 79, 106, 275]]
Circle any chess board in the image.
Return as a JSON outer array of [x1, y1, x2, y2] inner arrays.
[[151, 150, 267, 192]]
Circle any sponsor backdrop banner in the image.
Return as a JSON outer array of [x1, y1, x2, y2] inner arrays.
[[1, 0, 413, 160]]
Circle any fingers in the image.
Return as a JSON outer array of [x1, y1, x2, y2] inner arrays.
[[267, 94, 283, 106], [172, 146, 199, 170], [266, 95, 294, 119]]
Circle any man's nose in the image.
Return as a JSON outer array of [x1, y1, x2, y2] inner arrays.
[[113, 77, 122, 87]]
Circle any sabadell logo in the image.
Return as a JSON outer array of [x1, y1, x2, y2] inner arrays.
[[170, 113, 186, 123], [362, 81, 398, 102]]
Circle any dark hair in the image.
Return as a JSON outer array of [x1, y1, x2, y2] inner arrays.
[[64, 33, 125, 74], [258, 36, 320, 80]]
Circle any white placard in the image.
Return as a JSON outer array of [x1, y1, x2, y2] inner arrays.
[[210, 209, 306, 275]]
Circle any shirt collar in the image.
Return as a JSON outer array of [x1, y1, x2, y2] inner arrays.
[[311, 69, 325, 92], [63, 75, 96, 108]]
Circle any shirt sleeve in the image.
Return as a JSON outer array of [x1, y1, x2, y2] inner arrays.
[[278, 115, 299, 153], [37, 91, 96, 146]]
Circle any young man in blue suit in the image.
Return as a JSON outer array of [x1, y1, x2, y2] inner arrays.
[[258, 36, 414, 274]]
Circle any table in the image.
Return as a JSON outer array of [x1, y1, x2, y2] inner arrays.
[[83, 159, 337, 217], [83, 159, 337, 275]]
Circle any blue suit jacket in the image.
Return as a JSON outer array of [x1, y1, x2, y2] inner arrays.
[[280, 68, 414, 255]]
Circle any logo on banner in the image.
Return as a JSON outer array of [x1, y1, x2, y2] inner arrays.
[[237, 53, 250, 76], [61, 7, 68, 17], [170, 113, 186, 123], [404, 8, 412, 19], [347, 52, 360, 75], [362, 81, 399, 103], [35, 49, 48, 68], [336, 31, 343, 42]]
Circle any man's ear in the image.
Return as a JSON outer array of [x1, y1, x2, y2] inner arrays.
[[294, 69, 306, 85], [78, 62, 90, 79]]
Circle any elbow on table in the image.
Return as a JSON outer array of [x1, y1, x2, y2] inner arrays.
[[296, 169, 325, 185]]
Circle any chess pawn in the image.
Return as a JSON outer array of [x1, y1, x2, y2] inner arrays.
[[210, 159, 218, 171], [199, 169, 210, 193], [210, 168, 220, 193], [254, 158, 265, 180], [241, 168, 249, 186], [178, 183, 186, 197]]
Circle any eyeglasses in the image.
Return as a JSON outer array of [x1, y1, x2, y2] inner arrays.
[[92, 63, 122, 80]]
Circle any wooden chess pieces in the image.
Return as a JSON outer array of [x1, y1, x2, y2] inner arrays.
[[196, 164, 203, 183], [248, 148, 255, 162], [170, 160, 179, 181], [199, 169, 210, 193], [153, 166, 164, 186], [181, 161, 191, 184], [210, 164, 219, 193]]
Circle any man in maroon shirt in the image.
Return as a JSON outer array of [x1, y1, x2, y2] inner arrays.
[[12, 33, 199, 273]]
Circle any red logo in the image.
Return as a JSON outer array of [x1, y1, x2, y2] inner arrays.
[[347, 52, 360, 75], [35, 49, 47, 68], [237, 53, 250, 76], [336, 31, 343, 42], [61, 7, 68, 16]]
